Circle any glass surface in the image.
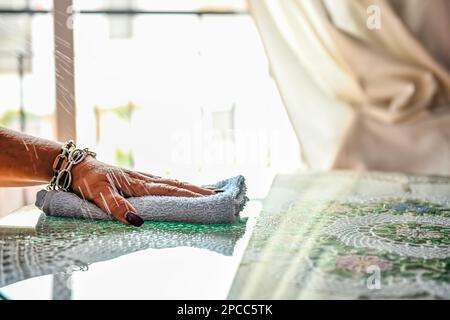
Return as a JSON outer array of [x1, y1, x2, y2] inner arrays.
[[0, 201, 261, 299], [229, 172, 450, 299]]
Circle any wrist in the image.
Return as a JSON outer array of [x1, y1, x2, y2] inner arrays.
[[48, 141, 97, 191], [39, 141, 64, 183]]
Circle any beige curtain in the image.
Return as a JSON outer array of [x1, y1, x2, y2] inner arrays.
[[249, 0, 450, 175]]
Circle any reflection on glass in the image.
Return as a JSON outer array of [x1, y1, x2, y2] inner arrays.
[[0, 214, 247, 289]]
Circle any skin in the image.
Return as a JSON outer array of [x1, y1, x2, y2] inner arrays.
[[0, 126, 217, 226]]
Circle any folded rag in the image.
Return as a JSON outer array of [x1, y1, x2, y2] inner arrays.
[[35, 175, 248, 224]]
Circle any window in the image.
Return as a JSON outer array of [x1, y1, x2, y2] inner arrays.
[[0, 0, 300, 216], [0, 0, 55, 215]]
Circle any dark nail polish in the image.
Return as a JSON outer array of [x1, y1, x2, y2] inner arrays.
[[125, 212, 144, 227], [215, 189, 225, 193]]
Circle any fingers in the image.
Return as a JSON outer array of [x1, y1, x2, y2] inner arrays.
[[111, 168, 217, 198], [131, 172, 216, 196], [92, 187, 144, 227], [122, 178, 203, 198], [133, 171, 165, 182], [135, 171, 161, 179], [158, 179, 217, 196]]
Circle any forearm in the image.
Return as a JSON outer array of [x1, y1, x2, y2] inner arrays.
[[0, 127, 62, 187]]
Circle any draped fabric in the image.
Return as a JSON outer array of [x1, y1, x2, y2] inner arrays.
[[249, 0, 450, 175]]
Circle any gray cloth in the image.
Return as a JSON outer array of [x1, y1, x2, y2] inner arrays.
[[35, 175, 248, 224]]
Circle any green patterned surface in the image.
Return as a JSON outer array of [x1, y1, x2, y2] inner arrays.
[[229, 172, 450, 299]]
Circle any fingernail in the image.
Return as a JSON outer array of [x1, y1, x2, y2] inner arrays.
[[125, 212, 144, 227], [215, 189, 225, 193]]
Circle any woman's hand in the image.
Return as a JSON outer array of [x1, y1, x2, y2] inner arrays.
[[70, 156, 217, 226], [0, 127, 217, 226]]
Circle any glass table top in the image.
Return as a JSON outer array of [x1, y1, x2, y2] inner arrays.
[[0, 201, 261, 300], [5, 171, 449, 300], [229, 172, 450, 299]]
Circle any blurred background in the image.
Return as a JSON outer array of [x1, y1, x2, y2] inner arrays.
[[2, 0, 449, 217], [0, 0, 301, 216]]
